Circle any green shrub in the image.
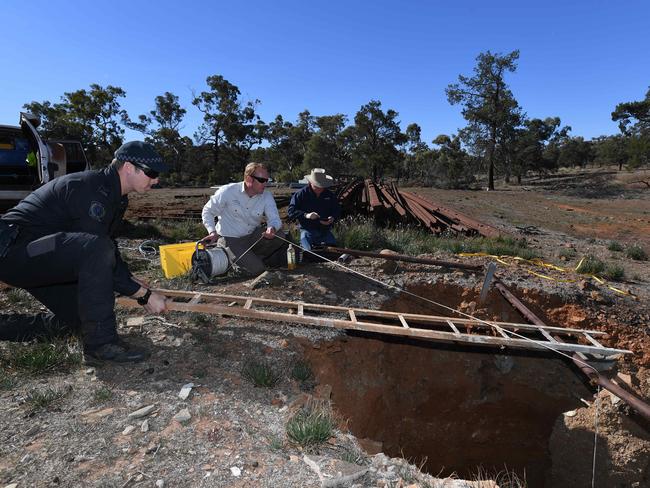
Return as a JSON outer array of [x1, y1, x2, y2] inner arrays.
[[291, 361, 313, 382], [26, 386, 70, 410], [242, 360, 280, 387], [1, 340, 82, 374], [558, 247, 577, 260], [336, 218, 385, 251], [5, 288, 35, 306], [607, 241, 623, 252], [286, 406, 334, 448], [604, 264, 625, 281], [575, 255, 605, 275], [626, 245, 648, 261], [93, 386, 114, 403], [0, 370, 15, 390]]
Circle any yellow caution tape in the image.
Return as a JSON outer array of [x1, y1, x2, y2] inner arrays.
[[457, 251, 637, 298]]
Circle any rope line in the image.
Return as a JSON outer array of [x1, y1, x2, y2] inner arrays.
[[592, 385, 601, 488]]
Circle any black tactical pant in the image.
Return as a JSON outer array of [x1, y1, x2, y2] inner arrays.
[[0, 231, 121, 347]]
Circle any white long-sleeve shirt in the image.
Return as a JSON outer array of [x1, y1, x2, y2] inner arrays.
[[201, 182, 282, 238]]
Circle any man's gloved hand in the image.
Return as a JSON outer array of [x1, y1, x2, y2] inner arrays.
[[262, 226, 276, 239], [305, 212, 320, 220]]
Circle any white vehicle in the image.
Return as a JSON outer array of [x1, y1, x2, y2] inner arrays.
[[0, 113, 89, 203]]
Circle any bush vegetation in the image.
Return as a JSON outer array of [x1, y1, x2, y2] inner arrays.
[[626, 245, 648, 261], [0, 340, 82, 374], [286, 398, 335, 449], [334, 218, 536, 259], [242, 360, 281, 387]]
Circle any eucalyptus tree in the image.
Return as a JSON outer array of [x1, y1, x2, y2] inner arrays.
[[612, 88, 650, 169], [304, 114, 350, 178], [399, 123, 430, 181], [432, 134, 471, 188], [126, 91, 189, 174], [192, 75, 263, 181], [265, 111, 315, 180], [347, 100, 406, 179], [24, 84, 128, 164], [446, 50, 523, 190], [510, 117, 569, 181]]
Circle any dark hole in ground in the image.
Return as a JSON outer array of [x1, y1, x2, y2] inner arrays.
[[304, 281, 595, 488]]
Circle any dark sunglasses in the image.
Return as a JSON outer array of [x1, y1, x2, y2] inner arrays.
[[139, 167, 159, 179], [251, 175, 269, 184]]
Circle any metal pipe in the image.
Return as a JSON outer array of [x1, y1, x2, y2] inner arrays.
[[322, 246, 483, 270], [494, 279, 650, 422]]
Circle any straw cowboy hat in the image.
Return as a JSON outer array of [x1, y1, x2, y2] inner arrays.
[[305, 168, 335, 188]]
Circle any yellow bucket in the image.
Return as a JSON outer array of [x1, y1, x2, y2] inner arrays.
[[159, 242, 197, 278]]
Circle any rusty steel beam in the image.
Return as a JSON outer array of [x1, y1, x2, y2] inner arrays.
[[493, 279, 650, 422], [401, 190, 502, 238], [400, 193, 446, 231], [376, 184, 407, 216], [365, 179, 382, 210], [323, 246, 483, 270]]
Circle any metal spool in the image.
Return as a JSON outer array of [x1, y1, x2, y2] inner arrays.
[[191, 245, 231, 280]]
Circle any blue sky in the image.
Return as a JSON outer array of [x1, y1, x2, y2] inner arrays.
[[2, 0, 649, 144]]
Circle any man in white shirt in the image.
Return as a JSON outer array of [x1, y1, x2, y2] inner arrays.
[[201, 162, 287, 276]]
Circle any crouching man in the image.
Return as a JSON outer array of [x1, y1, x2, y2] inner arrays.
[[201, 162, 287, 276], [0, 141, 168, 363]]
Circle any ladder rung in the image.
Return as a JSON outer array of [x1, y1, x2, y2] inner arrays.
[[538, 327, 558, 343], [189, 294, 203, 305], [349, 309, 357, 322], [583, 333, 604, 348], [244, 299, 253, 309], [298, 304, 304, 316], [446, 320, 461, 336], [398, 315, 409, 328]]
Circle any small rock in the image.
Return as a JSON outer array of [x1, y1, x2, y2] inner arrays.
[[173, 408, 192, 424], [155, 480, 164, 488], [563, 410, 577, 417], [85, 368, 95, 375], [178, 383, 194, 400], [141, 419, 149, 432], [128, 405, 156, 419], [126, 316, 145, 327], [230, 466, 241, 477], [122, 425, 135, 435]]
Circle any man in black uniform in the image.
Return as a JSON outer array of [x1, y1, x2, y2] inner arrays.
[[0, 141, 168, 363]]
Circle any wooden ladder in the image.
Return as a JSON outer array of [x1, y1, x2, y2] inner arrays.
[[117, 289, 630, 359]]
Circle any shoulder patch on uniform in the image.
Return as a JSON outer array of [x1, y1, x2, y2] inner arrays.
[[89, 201, 106, 222]]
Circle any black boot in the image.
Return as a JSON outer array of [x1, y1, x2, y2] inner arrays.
[[84, 339, 149, 364]]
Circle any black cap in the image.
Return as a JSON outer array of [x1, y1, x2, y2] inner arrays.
[[114, 141, 168, 173]]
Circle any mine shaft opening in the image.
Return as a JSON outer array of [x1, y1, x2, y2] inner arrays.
[[304, 281, 595, 488]]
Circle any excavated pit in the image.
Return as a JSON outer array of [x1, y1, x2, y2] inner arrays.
[[304, 282, 595, 488]]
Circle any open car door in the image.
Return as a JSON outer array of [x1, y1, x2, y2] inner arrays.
[[19, 112, 51, 185]]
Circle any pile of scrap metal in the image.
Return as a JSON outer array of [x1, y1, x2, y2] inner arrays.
[[336, 179, 501, 238]]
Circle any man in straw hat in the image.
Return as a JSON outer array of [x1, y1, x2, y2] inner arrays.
[[288, 168, 341, 252]]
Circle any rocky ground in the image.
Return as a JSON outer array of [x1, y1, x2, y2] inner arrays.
[[1, 167, 649, 487]]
